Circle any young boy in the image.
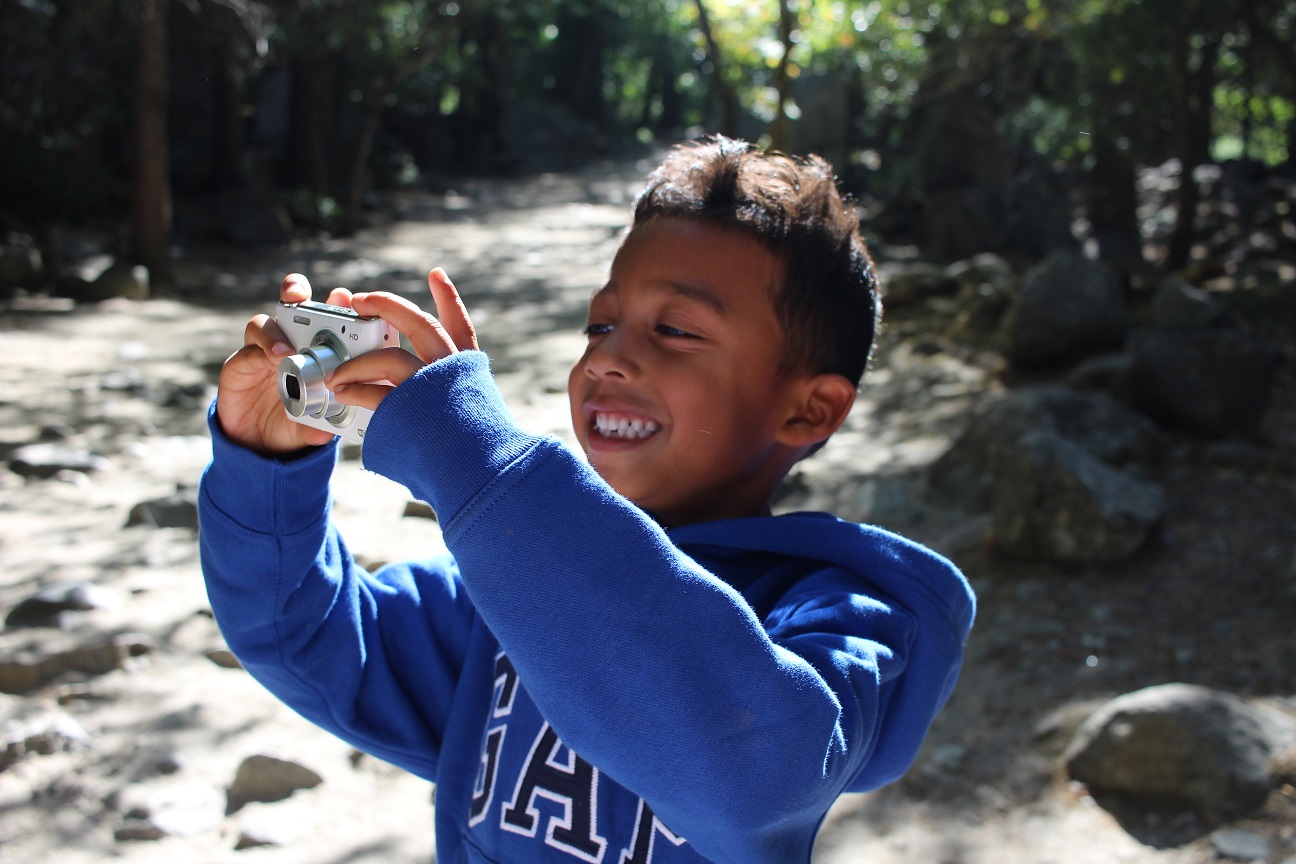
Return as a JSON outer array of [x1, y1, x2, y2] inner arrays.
[[199, 136, 975, 864]]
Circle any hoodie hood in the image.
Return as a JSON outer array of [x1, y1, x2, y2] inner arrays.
[[670, 511, 976, 792]]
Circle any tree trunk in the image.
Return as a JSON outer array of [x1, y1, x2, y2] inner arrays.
[[1166, 25, 1220, 271], [457, 16, 507, 171], [1087, 134, 1144, 276], [657, 54, 685, 131], [131, 0, 172, 283], [691, 0, 738, 135], [209, 5, 245, 192], [769, 0, 796, 150], [287, 53, 339, 195], [554, 9, 606, 125]]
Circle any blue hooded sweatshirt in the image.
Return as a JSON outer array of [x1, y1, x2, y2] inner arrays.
[[199, 350, 975, 864]]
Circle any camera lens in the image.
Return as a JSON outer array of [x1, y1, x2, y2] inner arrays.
[[277, 332, 350, 421]]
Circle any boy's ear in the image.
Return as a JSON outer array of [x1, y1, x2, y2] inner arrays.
[[777, 373, 857, 449]]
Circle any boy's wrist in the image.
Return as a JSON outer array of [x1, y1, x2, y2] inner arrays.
[[203, 401, 338, 534], [362, 351, 543, 522]]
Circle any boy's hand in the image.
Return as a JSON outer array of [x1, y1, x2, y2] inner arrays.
[[214, 274, 353, 456], [327, 268, 478, 412]]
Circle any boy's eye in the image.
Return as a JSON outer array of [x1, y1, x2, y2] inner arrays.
[[655, 324, 696, 339], [583, 322, 613, 337]]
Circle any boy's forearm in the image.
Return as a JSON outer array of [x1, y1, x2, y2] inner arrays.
[[198, 407, 449, 777], [198, 402, 339, 682]]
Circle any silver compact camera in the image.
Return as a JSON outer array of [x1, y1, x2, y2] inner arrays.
[[275, 300, 399, 443]]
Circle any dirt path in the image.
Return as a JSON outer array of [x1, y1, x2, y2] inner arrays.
[[2, 160, 1293, 863]]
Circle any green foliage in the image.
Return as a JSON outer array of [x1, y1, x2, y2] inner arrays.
[[0, 0, 1292, 233]]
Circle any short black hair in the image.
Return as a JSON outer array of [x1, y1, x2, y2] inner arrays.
[[632, 136, 881, 387]]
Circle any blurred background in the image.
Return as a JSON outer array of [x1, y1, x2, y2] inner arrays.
[[2, 0, 1292, 290]]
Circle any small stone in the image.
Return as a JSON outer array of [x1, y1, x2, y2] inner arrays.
[[161, 382, 211, 409], [155, 751, 185, 775], [1210, 828, 1271, 861], [235, 821, 291, 850], [2, 709, 91, 769], [226, 754, 324, 814], [403, 500, 438, 520], [126, 489, 199, 529], [0, 632, 155, 695], [38, 424, 75, 441], [205, 648, 242, 669], [115, 817, 165, 842], [8, 443, 110, 479], [4, 580, 120, 628]]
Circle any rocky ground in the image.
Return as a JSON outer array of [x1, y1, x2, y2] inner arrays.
[[1, 158, 1294, 863]]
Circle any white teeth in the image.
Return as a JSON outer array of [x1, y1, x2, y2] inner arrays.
[[593, 413, 660, 440]]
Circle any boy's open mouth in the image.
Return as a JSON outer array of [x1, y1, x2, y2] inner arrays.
[[591, 411, 661, 441]]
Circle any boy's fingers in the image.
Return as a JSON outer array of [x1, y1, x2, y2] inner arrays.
[[428, 268, 478, 351], [328, 347, 423, 390], [244, 314, 293, 357], [350, 291, 455, 363], [328, 381, 394, 413], [325, 286, 354, 308], [281, 273, 312, 303]]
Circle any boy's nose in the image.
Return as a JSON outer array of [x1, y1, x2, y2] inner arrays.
[[584, 331, 637, 380]]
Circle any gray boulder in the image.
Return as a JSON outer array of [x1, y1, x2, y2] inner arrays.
[[1002, 250, 1128, 367], [929, 386, 1168, 510], [943, 252, 1018, 344], [92, 262, 150, 301], [58, 259, 149, 303], [991, 432, 1165, 563], [0, 233, 42, 293], [878, 261, 960, 309], [1065, 683, 1296, 822], [945, 252, 1015, 296], [928, 387, 1169, 563], [1122, 329, 1278, 439]]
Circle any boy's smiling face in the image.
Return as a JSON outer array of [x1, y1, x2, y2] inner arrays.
[[568, 217, 818, 526]]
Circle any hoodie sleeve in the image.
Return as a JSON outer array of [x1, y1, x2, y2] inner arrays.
[[362, 351, 963, 862], [197, 404, 476, 780]]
